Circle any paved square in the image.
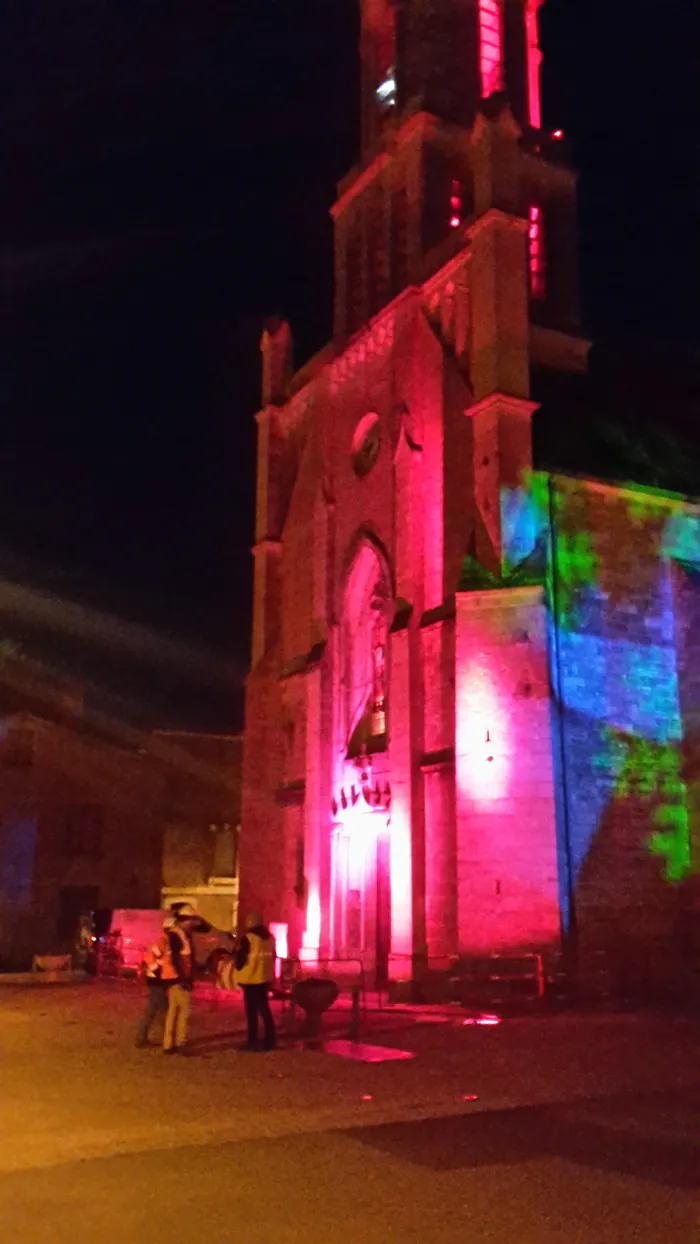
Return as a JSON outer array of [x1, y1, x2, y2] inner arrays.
[[0, 980, 697, 1242]]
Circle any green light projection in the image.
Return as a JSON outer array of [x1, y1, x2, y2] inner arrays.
[[500, 472, 696, 884]]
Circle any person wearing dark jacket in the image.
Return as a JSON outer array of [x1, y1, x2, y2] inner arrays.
[[235, 911, 276, 1051]]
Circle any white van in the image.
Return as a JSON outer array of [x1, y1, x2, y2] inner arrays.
[[96, 907, 235, 975]]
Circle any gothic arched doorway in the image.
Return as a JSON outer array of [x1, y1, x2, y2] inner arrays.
[[332, 537, 393, 985]]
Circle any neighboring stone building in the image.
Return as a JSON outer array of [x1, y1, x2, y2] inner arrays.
[[0, 657, 242, 967], [158, 729, 242, 931], [241, 1, 699, 999]]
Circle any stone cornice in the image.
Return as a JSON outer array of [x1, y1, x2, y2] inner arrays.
[[420, 597, 456, 628], [464, 393, 539, 421], [420, 747, 455, 772], [279, 641, 326, 681], [275, 781, 305, 807]]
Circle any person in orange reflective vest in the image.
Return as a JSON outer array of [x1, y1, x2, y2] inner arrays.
[[234, 911, 276, 1051], [161, 915, 193, 1054], [135, 922, 174, 1048], [135, 915, 192, 1052]]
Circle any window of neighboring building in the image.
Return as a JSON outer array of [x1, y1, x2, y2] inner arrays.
[[63, 804, 104, 859], [4, 727, 34, 767], [56, 885, 99, 943]]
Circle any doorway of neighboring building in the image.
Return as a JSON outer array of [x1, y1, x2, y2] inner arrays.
[[57, 886, 99, 946]]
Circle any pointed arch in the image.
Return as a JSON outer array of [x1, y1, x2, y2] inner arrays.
[[340, 531, 393, 755]]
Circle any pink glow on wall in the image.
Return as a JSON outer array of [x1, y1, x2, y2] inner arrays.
[[479, 0, 504, 98], [269, 921, 288, 977], [525, 0, 542, 129], [301, 886, 321, 955], [455, 662, 511, 803], [389, 800, 412, 960], [454, 595, 562, 953], [528, 205, 546, 301]]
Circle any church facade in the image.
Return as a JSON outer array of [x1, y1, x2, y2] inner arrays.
[[241, 0, 699, 999]]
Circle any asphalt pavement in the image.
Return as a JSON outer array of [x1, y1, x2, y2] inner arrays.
[[0, 981, 697, 1243]]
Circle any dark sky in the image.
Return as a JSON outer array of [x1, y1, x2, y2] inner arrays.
[[0, 0, 697, 731]]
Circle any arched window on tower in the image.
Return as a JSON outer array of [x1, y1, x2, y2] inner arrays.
[[390, 184, 409, 296], [525, 0, 543, 129], [342, 541, 392, 756], [346, 222, 364, 335], [479, 0, 504, 98], [367, 194, 386, 317], [528, 203, 546, 301]]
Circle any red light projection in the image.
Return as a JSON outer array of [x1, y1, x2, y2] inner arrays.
[[479, 0, 503, 98], [528, 204, 546, 300], [525, 0, 543, 128]]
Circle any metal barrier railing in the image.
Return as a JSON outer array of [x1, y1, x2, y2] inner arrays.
[[449, 953, 545, 1001], [375, 952, 548, 1006]]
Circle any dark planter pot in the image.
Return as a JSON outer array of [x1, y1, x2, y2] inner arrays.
[[291, 977, 339, 1044]]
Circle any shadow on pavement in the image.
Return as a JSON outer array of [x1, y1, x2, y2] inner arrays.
[[341, 1089, 700, 1189]]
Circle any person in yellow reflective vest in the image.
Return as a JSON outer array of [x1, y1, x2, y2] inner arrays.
[[234, 911, 276, 1051]]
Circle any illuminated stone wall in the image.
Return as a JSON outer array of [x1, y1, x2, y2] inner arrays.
[[454, 586, 561, 955], [544, 475, 699, 995]]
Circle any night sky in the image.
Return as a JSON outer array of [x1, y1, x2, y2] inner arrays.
[[1, 0, 697, 732]]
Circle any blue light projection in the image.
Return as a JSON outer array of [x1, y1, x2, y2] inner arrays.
[[501, 474, 697, 902], [0, 818, 36, 908]]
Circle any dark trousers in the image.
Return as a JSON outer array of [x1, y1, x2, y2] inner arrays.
[[135, 982, 168, 1045], [242, 983, 276, 1049]]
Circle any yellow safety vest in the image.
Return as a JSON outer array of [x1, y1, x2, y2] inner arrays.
[[235, 931, 275, 986]]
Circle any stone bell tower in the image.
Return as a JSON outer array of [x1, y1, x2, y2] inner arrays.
[[334, 0, 585, 573]]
